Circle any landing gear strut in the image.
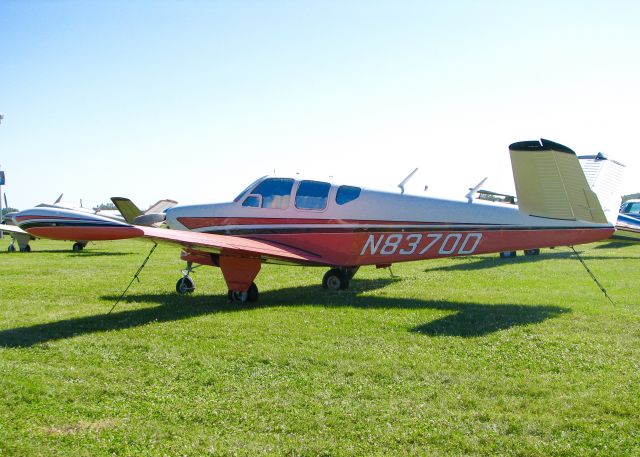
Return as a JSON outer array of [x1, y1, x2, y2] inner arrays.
[[322, 267, 358, 291]]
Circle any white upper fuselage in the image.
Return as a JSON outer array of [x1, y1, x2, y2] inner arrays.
[[165, 176, 609, 234]]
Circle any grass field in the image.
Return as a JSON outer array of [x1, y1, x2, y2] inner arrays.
[[0, 238, 639, 456]]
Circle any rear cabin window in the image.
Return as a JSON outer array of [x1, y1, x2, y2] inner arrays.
[[335, 185, 361, 205], [295, 180, 331, 210], [243, 178, 294, 209]]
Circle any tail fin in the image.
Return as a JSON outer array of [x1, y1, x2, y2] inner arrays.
[[509, 139, 608, 224], [111, 197, 142, 223], [578, 153, 625, 225]]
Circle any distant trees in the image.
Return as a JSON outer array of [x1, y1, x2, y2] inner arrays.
[[93, 203, 117, 211], [1, 207, 18, 217]]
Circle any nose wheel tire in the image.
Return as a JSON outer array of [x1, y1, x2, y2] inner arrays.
[[19, 244, 31, 252], [228, 282, 259, 303], [72, 242, 85, 252], [176, 276, 195, 294], [322, 269, 349, 291]]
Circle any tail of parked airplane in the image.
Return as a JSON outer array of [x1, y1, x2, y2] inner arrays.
[[509, 139, 610, 224], [111, 197, 177, 226], [578, 153, 625, 225], [111, 197, 143, 223]]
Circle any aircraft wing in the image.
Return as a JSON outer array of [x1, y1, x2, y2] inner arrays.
[[13, 206, 325, 264], [139, 226, 324, 265], [0, 223, 29, 235]]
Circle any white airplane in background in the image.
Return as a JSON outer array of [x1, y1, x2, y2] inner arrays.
[[14, 139, 622, 302], [3, 195, 177, 252]]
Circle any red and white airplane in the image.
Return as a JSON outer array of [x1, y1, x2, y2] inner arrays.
[[13, 139, 618, 302]]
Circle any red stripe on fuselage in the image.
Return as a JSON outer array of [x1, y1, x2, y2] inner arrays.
[[27, 226, 144, 241], [176, 217, 474, 229]]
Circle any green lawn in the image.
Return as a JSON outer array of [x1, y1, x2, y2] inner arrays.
[[0, 238, 638, 456]]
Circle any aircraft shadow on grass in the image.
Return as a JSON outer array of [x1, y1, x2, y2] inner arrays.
[[0, 279, 569, 348], [593, 241, 637, 250], [0, 250, 133, 257], [424, 250, 637, 273]]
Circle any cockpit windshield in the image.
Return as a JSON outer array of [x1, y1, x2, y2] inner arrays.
[[233, 176, 267, 202], [621, 201, 640, 214], [242, 178, 294, 209]]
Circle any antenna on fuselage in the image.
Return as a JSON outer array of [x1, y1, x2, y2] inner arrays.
[[466, 177, 488, 203], [397, 168, 419, 195]]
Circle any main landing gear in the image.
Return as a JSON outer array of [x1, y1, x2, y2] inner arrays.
[[8, 243, 30, 252], [72, 241, 88, 252], [174, 261, 259, 303], [227, 283, 259, 303], [322, 267, 358, 291], [174, 261, 358, 303]]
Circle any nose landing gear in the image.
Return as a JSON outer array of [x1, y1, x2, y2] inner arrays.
[[176, 276, 195, 294], [176, 262, 197, 294]]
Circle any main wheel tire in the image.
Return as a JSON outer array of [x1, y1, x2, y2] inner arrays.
[[72, 242, 84, 252], [523, 248, 540, 256], [322, 269, 349, 291], [176, 276, 195, 294], [228, 282, 259, 303], [247, 282, 259, 302], [499, 251, 517, 258], [8, 244, 15, 252], [228, 289, 248, 303]]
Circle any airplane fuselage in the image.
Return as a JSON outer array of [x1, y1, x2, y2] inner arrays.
[[165, 176, 613, 267]]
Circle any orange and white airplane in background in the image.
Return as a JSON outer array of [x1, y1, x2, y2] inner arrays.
[[13, 139, 620, 302]]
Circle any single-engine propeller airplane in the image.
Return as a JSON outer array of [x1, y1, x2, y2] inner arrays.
[[13, 139, 620, 302]]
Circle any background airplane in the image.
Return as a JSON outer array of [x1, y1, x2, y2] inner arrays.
[[3, 195, 177, 252], [613, 199, 640, 241], [14, 139, 620, 302]]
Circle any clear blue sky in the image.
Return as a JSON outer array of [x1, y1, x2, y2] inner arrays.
[[2, 0, 639, 210]]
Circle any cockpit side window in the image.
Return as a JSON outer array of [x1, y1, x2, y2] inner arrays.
[[336, 185, 361, 205], [295, 181, 331, 210], [242, 195, 261, 207], [251, 178, 294, 209]]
